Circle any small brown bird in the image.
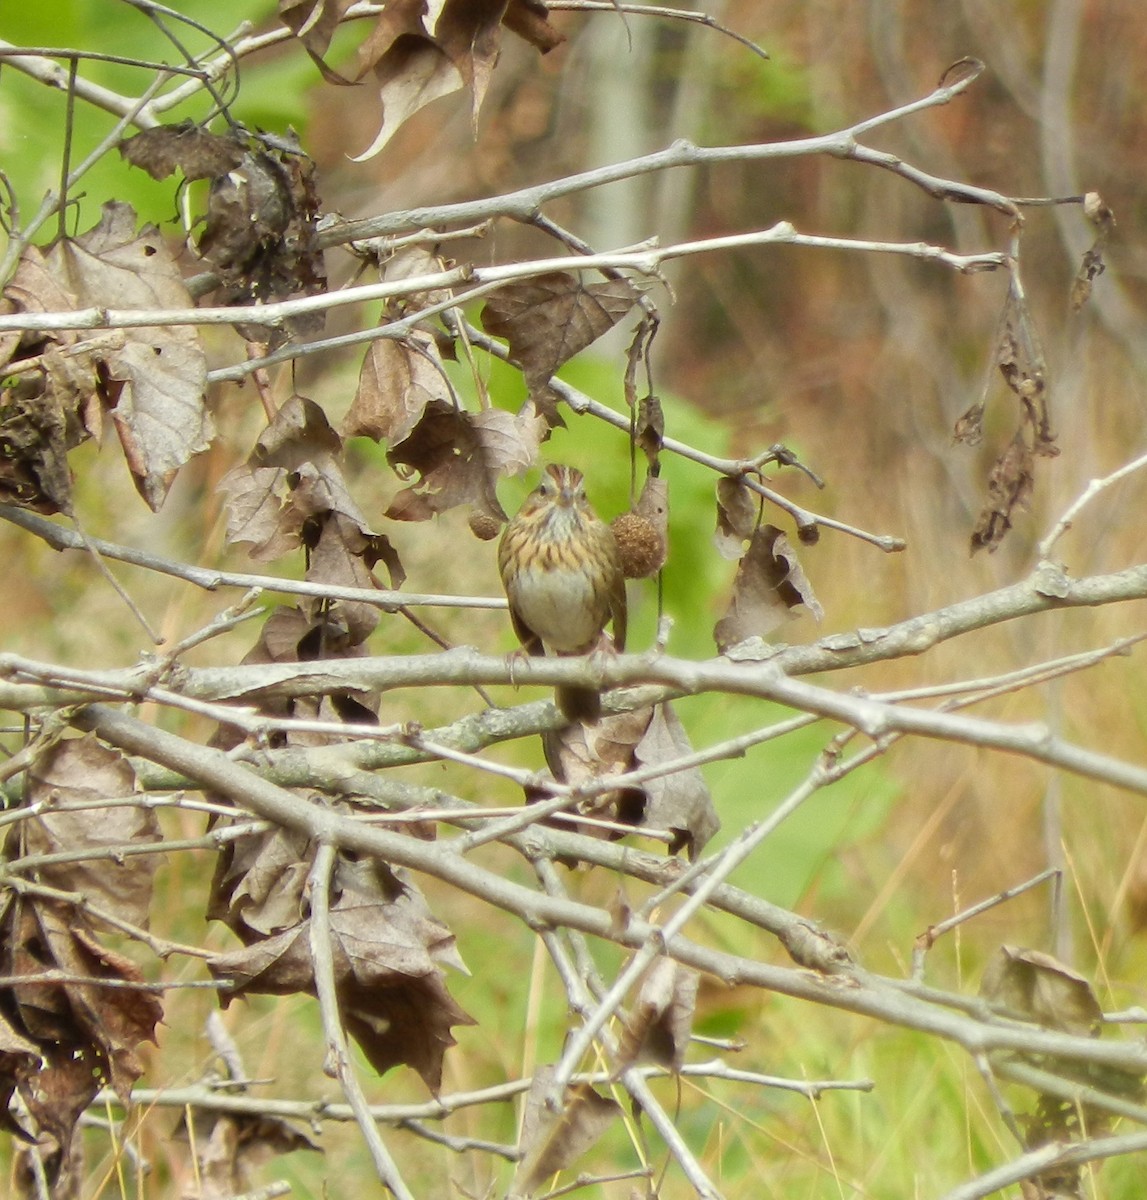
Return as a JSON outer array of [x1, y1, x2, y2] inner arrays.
[[498, 464, 627, 722]]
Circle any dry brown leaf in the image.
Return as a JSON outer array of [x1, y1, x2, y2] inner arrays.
[[633, 703, 720, 857], [47, 203, 211, 510], [512, 1067, 622, 1197], [279, 0, 358, 82], [1071, 192, 1115, 312], [970, 431, 1034, 554], [344, 333, 451, 444], [22, 736, 159, 928], [208, 854, 473, 1093], [220, 394, 404, 593], [616, 957, 699, 1073], [980, 945, 1102, 1037], [385, 399, 545, 525], [209, 824, 313, 938], [480, 272, 639, 390], [713, 476, 758, 560], [119, 121, 245, 181], [0, 245, 82, 370], [540, 706, 653, 842], [176, 1109, 320, 1200], [0, 893, 163, 1187], [216, 464, 305, 561], [502, 0, 566, 52], [952, 401, 985, 447], [0, 387, 79, 515], [635, 393, 664, 467], [199, 141, 327, 343], [353, 34, 464, 161], [437, 0, 510, 122], [714, 523, 823, 652]]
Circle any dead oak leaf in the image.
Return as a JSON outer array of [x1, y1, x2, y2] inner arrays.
[[216, 464, 305, 562], [980, 945, 1102, 1037], [175, 1109, 320, 1200], [208, 857, 473, 1092], [481, 272, 639, 390], [970, 431, 1034, 554], [47, 202, 211, 510], [436, 0, 510, 123], [199, 145, 327, 344], [279, 0, 358, 83]]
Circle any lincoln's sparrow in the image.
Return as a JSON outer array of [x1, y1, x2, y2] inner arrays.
[[498, 464, 627, 722]]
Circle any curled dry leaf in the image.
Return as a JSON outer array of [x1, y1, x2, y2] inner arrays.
[[979, 945, 1102, 1037], [480, 271, 639, 391], [616, 957, 700, 1074], [46, 202, 211, 510], [174, 1107, 320, 1200], [353, 36, 463, 161], [0, 734, 165, 1159], [952, 401, 985, 447], [511, 1066, 622, 1198], [279, 0, 358, 83], [385, 398, 546, 527], [633, 703, 720, 857], [979, 944, 1142, 1194], [119, 120, 245, 181], [714, 475, 758, 560], [715, 523, 823, 652], [635, 393, 665, 468], [282, 0, 564, 158], [344, 332, 451, 445], [970, 430, 1034, 554], [20, 735, 160, 929], [0, 248, 103, 514], [218, 394, 404, 627], [0, 895, 163, 1183], [1071, 192, 1115, 311], [503, 0, 566, 52]]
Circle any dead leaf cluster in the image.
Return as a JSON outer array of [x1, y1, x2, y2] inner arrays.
[[122, 123, 328, 345], [0, 737, 163, 1191], [219, 393, 403, 676], [278, 0, 566, 160], [0, 205, 210, 512], [208, 834, 473, 1092], [541, 702, 719, 858]]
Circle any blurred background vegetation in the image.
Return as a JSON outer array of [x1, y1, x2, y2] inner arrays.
[[3, 1, 1147, 1195]]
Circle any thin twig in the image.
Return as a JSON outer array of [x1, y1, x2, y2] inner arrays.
[[308, 841, 416, 1200]]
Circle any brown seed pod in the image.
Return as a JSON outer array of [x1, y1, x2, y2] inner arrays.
[[469, 511, 501, 541], [610, 511, 666, 579]]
